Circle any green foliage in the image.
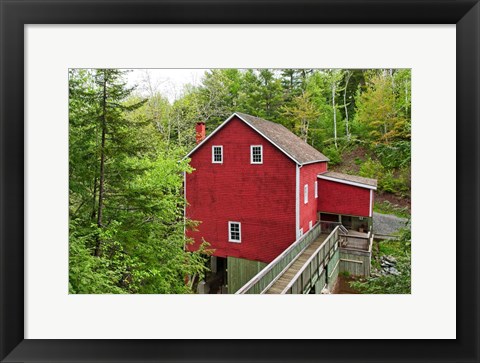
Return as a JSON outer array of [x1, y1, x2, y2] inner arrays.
[[69, 69, 211, 294], [359, 158, 410, 195], [281, 91, 320, 142], [374, 141, 411, 169], [350, 260, 411, 294], [323, 146, 342, 165], [395, 224, 412, 254], [358, 158, 384, 179], [69, 222, 125, 294], [354, 72, 409, 143], [350, 227, 411, 294], [373, 200, 410, 218]]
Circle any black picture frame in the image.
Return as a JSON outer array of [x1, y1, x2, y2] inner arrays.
[[1, 1, 478, 362]]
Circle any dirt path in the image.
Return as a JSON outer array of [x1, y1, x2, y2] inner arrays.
[[373, 212, 409, 238]]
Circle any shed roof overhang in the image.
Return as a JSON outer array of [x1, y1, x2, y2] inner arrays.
[[317, 171, 377, 190]]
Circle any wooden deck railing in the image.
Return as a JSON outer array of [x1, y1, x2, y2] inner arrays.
[[235, 221, 323, 294], [339, 231, 374, 277], [281, 226, 341, 294], [340, 230, 373, 252]]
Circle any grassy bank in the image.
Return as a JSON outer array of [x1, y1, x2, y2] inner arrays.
[[350, 229, 411, 294]]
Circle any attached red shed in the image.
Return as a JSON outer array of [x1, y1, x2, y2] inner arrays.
[[317, 171, 377, 218]]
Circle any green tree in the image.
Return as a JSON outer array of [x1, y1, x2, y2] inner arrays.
[[281, 91, 320, 143], [354, 72, 408, 144], [69, 69, 210, 294]]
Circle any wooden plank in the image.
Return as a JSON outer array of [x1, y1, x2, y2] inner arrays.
[[265, 233, 331, 293], [340, 258, 363, 264], [227, 256, 267, 293], [339, 249, 371, 277]]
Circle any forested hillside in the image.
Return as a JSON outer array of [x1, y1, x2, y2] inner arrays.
[[69, 68, 411, 294]]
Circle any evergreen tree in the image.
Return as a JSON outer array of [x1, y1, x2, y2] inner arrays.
[[69, 69, 210, 294]]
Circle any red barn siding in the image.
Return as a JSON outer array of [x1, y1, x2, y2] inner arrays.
[[186, 116, 297, 263], [317, 179, 371, 217], [299, 162, 327, 233]]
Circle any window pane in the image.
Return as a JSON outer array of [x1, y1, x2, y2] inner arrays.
[[252, 146, 262, 163], [229, 222, 240, 241], [213, 146, 222, 162]]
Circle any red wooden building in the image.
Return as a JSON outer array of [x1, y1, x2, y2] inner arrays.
[[184, 112, 376, 293]]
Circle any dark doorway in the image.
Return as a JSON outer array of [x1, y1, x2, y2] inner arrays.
[[342, 215, 353, 229], [207, 256, 227, 294]]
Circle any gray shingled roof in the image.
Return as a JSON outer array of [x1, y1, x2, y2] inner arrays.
[[319, 171, 377, 188], [235, 112, 329, 164]]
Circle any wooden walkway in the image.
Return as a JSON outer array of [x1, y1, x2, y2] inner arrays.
[[265, 233, 328, 294]]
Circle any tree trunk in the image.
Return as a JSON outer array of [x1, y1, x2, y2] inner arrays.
[[90, 175, 97, 220], [332, 80, 338, 149], [94, 74, 107, 257], [302, 116, 309, 143], [344, 71, 351, 140]]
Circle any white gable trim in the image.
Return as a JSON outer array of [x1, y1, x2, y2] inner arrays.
[[237, 114, 299, 164], [301, 159, 329, 165], [184, 113, 300, 165], [317, 174, 377, 190], [295, 164, 300, 238], [183, 113, 237, 160]]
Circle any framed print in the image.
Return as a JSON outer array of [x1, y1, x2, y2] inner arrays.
[[1, 0, 479, 362]]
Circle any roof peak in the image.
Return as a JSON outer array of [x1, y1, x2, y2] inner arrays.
[[233, 112, 329, 164], [185, 112, 329, 165]]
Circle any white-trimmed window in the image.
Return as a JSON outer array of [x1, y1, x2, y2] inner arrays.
[[250, 145, 263, 164], [228, 221, 241, 243], [212, 145, 223, 163], [309, 220, 313, 230], [299, 228, 304, 237], [315, 181, 318, 198], [304, 184, 308, 204]]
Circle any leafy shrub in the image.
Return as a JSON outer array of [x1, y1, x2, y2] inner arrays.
[[359, 158, 384, 179], [354, 157, 363, 165], [379, 170, 400, 193], [374, 141, 411, 169], [349, 260, 411, 294], [69, 226, 125, 294], [323, 146, 342, 165], [359, 159, 410, 195], [350, 227, 411, 294]]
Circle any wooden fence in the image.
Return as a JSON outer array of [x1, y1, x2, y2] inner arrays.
[[339, 232, 373, 277]]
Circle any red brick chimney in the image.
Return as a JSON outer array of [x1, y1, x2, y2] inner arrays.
[[195, 122, 206, 144]]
